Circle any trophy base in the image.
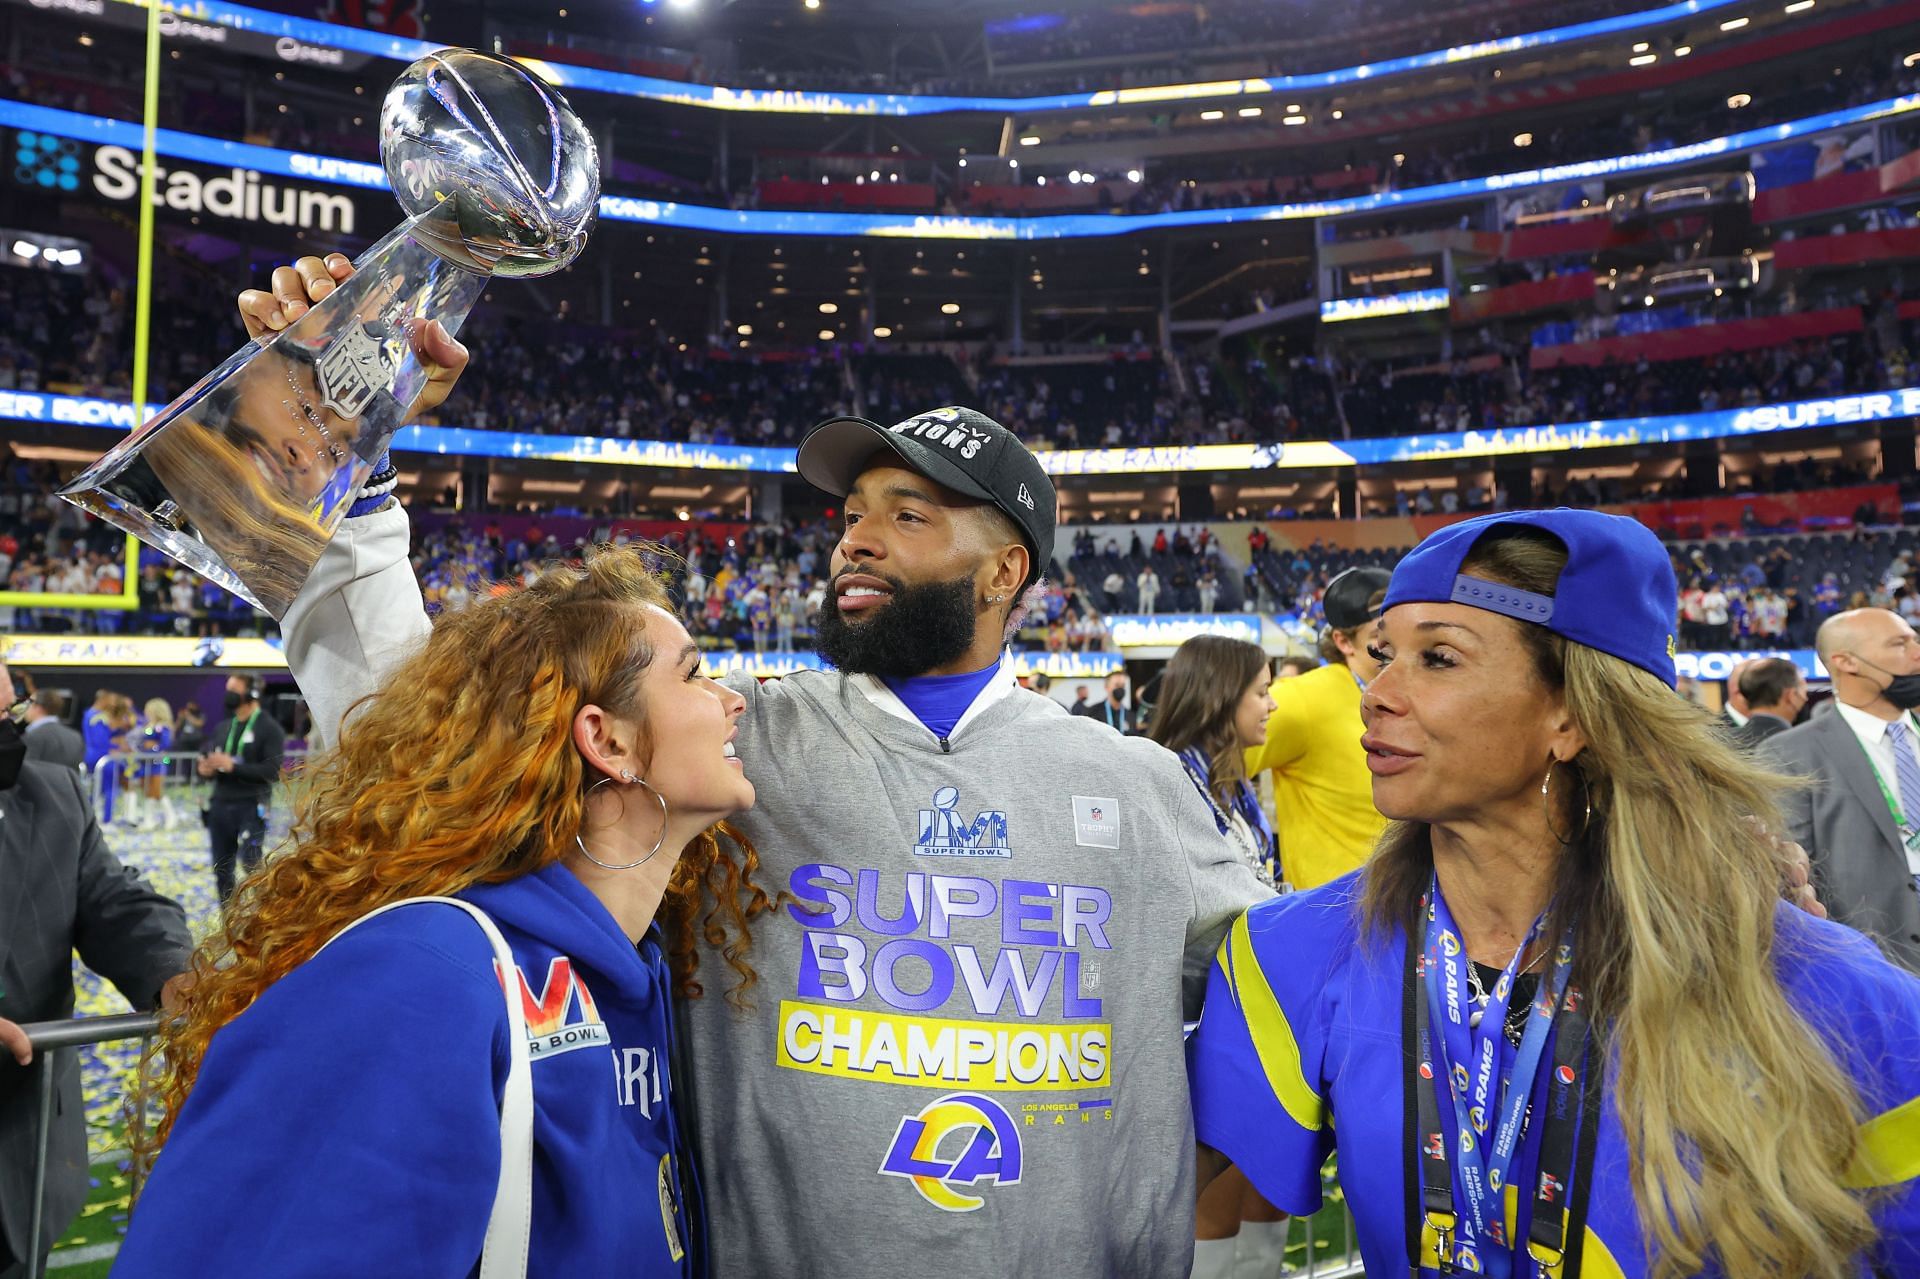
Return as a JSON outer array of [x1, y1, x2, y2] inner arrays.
[[58, 206, 487, 620]]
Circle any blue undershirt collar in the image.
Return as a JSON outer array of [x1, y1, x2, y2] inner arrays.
[[881, 660, 1003, 740]]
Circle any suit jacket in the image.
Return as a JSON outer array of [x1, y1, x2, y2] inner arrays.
[[0, 762, 192, 1257], [20, 720, 83, 772], [203, 711, 287, 804], [1732, 712, 1793, 749], [1768, 714, 1920, 973]]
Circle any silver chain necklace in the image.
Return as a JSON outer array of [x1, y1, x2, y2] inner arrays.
[[1465, 946, 1547, 1028]]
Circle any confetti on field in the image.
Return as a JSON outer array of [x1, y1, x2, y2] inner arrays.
[[71, 810, 291, 1154]]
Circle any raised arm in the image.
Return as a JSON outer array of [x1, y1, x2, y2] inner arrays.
[[246, 254, 467, 747]]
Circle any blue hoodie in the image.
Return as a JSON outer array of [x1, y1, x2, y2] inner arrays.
[[114, 863, 697, 1278]]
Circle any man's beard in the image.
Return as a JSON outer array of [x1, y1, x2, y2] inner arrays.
[[815, 566, 980, 678]]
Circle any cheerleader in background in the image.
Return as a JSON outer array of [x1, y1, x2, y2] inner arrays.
[[139, 698, 178, 828], [1146, 634, 1287, 1279], [82, 689, 135, 822]]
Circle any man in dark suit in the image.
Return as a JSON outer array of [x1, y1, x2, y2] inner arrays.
[[1769, 609, 1920, 972], [19, 693, 83, 772], [197, 674, 286, 904], [0, 661, 192, 1277], [1074, 670, 1134, 733], [1731, 658, 1806, 749]]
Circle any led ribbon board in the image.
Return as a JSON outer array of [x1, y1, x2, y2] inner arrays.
[[1320, 289, 1452, 323], [7, 93, 1917, 239], [61, 0, 1756, 117], [18, 389, 1920, 473]]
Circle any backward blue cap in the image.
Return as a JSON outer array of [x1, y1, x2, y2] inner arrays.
[[1383, 508, 1679, 688]]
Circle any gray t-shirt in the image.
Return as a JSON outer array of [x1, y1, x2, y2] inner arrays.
[[676, 669, 1269, 1278]]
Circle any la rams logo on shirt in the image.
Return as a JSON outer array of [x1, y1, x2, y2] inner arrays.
[[501, 956, 610, 1059], [878, 1092, 1023, 1212]]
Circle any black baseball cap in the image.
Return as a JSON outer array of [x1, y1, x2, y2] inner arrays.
[[798, 407, 1057, 593], [1323, 566, 1393, 630]]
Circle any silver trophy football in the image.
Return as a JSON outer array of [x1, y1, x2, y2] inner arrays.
[[58, 49, 599, 618]]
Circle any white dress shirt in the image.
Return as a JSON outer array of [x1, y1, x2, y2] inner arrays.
[[1830, 698, 1920, 876]]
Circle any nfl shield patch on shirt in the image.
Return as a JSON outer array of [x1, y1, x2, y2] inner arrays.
[[1072, 796, 1120, 849]]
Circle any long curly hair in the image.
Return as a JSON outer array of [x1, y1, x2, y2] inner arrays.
[[136, 544, 775, 1158]]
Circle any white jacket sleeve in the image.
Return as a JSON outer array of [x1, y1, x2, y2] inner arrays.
[[280, 501, 430, 750]]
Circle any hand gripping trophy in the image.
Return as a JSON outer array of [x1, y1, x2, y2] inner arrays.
[[59, 49, 599, 618]]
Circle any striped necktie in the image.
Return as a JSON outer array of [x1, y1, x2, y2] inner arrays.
[[1884, 721, 1920, 881]]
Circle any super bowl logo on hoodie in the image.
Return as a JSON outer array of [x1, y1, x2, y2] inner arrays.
[[504, 957, 611, 1059], [877, 1093, 1023, 1212], [915, 787, 1011, 859]]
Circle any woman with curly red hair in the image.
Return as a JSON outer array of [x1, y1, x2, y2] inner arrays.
[[115, 545, 774, 1279]]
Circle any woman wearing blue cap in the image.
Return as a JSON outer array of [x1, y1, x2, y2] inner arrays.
[[1188, 508, 1920, 1279]]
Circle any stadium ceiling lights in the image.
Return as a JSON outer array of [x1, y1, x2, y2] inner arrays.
[[1019, 136, 1041, 146], [1720, 15, 1749, 28], [873, 326, 893, 338], [1630, 52, 1658, 64], [1784, 0, 1815, 11], [1200, 109, 1226, 120], [940, 302, 961, 313]]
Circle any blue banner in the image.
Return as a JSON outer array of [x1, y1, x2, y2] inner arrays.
[[7, 91, 1918, 240], [1675, 649, 1826, 681], [85, 0, 1753, 117], [17, 388, 1920, 472]]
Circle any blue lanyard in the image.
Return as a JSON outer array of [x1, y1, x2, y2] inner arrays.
[[1422, 876, 1574, 1277]]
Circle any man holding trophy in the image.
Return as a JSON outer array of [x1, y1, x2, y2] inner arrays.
[[72, 46, 1271, 1279]]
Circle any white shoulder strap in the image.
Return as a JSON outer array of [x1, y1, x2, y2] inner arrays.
[[319, 896, 534, 1279]]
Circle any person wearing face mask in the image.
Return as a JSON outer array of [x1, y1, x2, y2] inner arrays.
[[0, 661, 191, 1279], [1770, 608, 1920, 972], [197, 674, 287, 905]]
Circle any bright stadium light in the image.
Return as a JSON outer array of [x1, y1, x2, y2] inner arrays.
[[1785, 0, 1814, 11], [1200, 109, 1225, 120], [1720, 15, 1748, 28], [1019, 135, 1040, 146], [1674, 45, 1693, 55], [1630, 53, 1657, 65], [10, 240, 33, 258], [1238, 106, 1262, 117], [1907, 51, 1920, 66], [1514, 132, 1534, 146], [873, 326, 892, 338], [736, 323, 752, 335], [819, 302, 838, 314], [1283, 114, 1307, 125], [804, 0, 820, 8], [1126, 169, 1142, 182], [1036, 175, 1047, 185], [818, 329, 836, 341], [941, 302, 960, 314], [1633, 41, 1650, 52], [1728, 92, 1752, 107]]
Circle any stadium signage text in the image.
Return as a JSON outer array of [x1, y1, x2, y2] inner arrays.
[[91, 144, 356, 233]]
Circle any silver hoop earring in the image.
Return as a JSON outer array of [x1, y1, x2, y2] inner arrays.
[[1542, 757, 1593, 847], [575, 772, 670, 871]]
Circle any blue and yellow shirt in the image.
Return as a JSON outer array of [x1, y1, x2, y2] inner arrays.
[[1187, 873, 1920, 1278]]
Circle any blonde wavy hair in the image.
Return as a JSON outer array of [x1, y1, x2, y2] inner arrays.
[[1363, 527, 1877, 1279], [136, 544, 776, 1160]]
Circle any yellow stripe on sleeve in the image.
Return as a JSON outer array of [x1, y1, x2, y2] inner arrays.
[[1844, 1093, 1920, 1189], [1225, 914, 1325, 1132]]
